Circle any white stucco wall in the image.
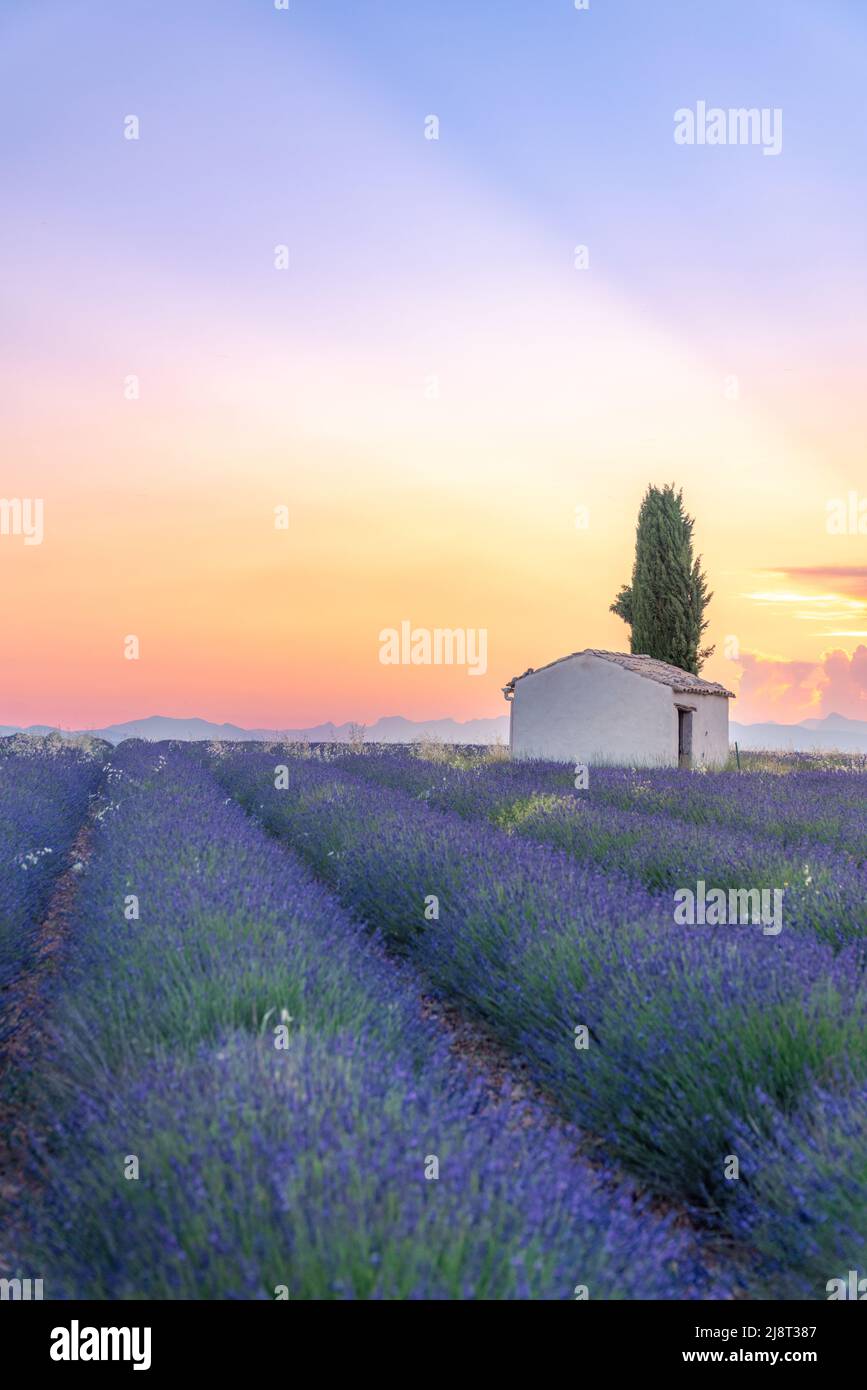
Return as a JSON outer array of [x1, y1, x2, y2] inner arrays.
[[509, 654, 730, 766]]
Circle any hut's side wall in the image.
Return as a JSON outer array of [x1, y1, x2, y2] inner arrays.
[[674, 690, 730, 767]]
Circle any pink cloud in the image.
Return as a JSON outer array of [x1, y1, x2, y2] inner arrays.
[[733, 645, 867, 723], [820, 645, 867, 719]]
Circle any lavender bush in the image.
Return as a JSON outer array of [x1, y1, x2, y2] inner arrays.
[[213, 748, 867, 1234], [10, 738, 865, 1299], [331, 750, 866, 947], [25, 1031, 722, 1300], [728, 1082, 867, 1299], [0, 738, 104, 997], [15, 741, 722, 1299]]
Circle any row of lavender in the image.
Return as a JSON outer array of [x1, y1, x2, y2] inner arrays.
[[325, 748, 867, 857], [323, 750, 866, 949], [12, 742, 719, 1299], [385, 748, 867, 853], [0, 739, 104, 1005], [212, 744, 867, 1298]]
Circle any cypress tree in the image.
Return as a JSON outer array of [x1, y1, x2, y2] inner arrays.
[[610, 484, 714, 674]]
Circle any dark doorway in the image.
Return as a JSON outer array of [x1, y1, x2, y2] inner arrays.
[[677, 707, 694, 768]]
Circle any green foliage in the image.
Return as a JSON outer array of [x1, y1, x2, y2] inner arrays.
[[611, 484, 713, 674]]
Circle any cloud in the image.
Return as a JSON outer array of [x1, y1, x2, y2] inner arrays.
[[819, 645, 867, 718], [733, 644, 867, 723], [778, 567, 867, 582], [776, 566, 867, 601], [743, 567, 867, 633]]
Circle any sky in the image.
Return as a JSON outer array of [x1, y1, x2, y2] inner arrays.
[[2, 0, 866, 729]]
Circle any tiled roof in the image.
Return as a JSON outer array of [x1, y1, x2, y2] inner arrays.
[[503, 649, 735, 698]]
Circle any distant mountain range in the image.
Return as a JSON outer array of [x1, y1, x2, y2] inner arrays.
[[0, 714, 512, 747], [730, 713, 867, 755], [3, 711, 867, 753]]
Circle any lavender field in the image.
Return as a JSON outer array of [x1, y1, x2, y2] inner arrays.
[[2, 737, 865, 1300]]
